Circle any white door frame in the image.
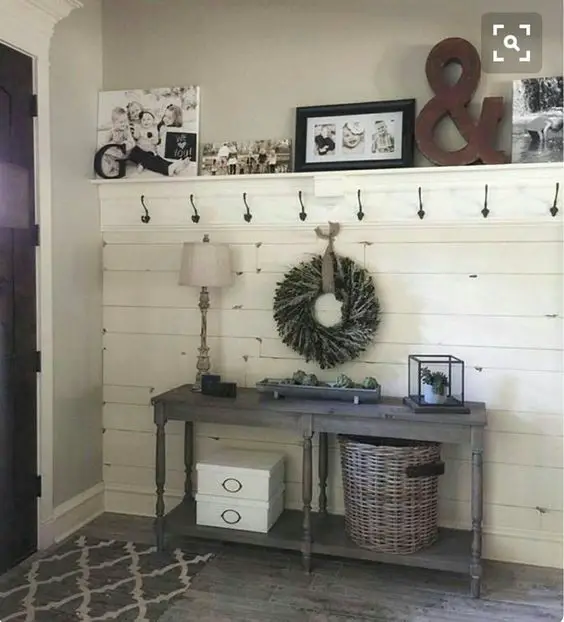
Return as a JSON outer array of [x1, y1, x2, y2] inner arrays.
[[0, 0, 82, 549]]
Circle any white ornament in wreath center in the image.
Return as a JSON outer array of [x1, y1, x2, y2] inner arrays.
[[314, 293, 343, 328]]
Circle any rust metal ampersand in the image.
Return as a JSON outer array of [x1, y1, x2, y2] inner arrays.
[[415, 37, 508, 166]]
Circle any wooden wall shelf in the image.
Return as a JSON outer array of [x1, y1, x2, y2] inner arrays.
[[95, 162, 562, 230], [91, 161, 562, 186]]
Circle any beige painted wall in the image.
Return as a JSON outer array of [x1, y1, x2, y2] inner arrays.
[[50, 0, 104, 507], [102, 0, 563, 164]]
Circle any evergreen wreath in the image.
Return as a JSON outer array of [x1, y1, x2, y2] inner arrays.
[[273, 251, 381, 369]]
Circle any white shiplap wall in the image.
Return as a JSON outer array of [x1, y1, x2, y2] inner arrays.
[[98, 163, 563, 568]]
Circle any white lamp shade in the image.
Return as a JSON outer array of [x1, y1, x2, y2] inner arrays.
[[179, 241, 233, 288]]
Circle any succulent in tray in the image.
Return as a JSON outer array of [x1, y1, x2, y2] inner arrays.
[[258, 369, 381, 404], [302, 373, 319, 386], [292, 370, 307, 385], [361, 376, 380, 390], [273, 370, 379, 392], [334, 373, 353, 388]]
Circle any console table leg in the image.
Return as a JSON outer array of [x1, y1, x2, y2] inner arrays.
[[471, 447, 484, 598], [318, 432, 328, 517], [184, 422, 194, 501], [155, 404, 167, 552], [302, 430, 313, 574]]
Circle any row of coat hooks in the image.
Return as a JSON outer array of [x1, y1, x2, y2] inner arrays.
[[138, 182, 560, 224]]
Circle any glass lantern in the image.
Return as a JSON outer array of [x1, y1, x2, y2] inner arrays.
[[403, 354, 470, 413]]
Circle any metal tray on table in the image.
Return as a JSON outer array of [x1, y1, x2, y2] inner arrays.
[[256, 379, 382, 404]]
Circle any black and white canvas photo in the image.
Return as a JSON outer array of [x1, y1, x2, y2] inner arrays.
[[512, 76, 563, 164], [95, 86, 200, 179], [295, 99, 415, 173], [200, 139, 292, 176]]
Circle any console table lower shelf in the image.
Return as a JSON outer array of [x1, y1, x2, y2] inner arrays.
[[164, 499, 472, 575]]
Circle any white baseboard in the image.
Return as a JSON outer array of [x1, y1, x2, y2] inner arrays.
[[105, 484, 183, 517], [104, 484, 563, 569], [40, 482, 105, 548]]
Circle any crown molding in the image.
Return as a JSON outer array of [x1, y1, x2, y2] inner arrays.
[[1, 0, 82, 47], [24, 0, 82, 22], [2, 0, 82, 36]]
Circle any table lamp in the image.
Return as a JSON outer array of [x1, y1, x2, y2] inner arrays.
[[179, 234, 233, 391]]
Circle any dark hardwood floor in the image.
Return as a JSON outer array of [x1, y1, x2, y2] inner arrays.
[[81, 512, 563, 622]]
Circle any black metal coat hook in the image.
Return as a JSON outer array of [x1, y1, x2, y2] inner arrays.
[[298, 191, 307, 221], [357, 189, 364, 221], [189, 194, 200, 223], [417, 187, 425, 219], [242, 192, 252, 222], [481, 184, 490, 218], [140, 195, 151, 223], [550, 182, 559, 217]]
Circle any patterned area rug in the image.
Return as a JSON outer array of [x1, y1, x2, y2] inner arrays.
[[0, 535, 213, 621]]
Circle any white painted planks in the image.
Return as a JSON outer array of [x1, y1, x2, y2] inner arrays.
[[98, 167, 563, 568]]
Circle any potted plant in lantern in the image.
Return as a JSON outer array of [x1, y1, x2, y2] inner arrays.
[[420, 367, 449, 404]]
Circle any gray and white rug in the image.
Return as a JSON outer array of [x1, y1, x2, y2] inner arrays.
[[0, 535, 213, 621]]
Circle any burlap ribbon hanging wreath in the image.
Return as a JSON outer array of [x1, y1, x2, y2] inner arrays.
[[272, 223, 381, 369], [315, 221, 340, 294]]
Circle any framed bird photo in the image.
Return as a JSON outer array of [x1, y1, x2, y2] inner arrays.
[[294, 99, 415, 173], [511, 76, 563, 164]]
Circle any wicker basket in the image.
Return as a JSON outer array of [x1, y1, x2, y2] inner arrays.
[[339, 435, 444, 554]]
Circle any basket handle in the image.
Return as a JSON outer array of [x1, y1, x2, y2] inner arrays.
[[406, 461, 445, 478]]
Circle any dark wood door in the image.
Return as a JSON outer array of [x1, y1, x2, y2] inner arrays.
[[0, 42, 38, 574]]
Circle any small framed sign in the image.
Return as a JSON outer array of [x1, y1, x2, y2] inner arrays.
[[163, 128, 197, 161], [294, 99, 415, 173]]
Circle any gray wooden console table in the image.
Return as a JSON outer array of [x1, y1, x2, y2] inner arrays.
[[151, 385, 487, 598]]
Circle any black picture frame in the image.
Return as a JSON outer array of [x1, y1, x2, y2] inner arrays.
[[294, 98, 415, 173]]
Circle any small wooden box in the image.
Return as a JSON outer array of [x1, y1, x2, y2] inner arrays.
[[196, 448, 285, 532]]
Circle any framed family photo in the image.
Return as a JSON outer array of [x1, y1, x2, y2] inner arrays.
[[294, 99, 415, 173], [201, 138, 292, 176]]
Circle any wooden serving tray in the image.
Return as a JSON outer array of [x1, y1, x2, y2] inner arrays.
[[256, 379, 382, 404]]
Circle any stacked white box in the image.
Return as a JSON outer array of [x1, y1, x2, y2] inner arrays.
[[195, 448, 285, 533]]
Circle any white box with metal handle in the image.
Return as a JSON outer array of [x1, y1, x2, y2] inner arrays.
[[196, 448, 285, 532]]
